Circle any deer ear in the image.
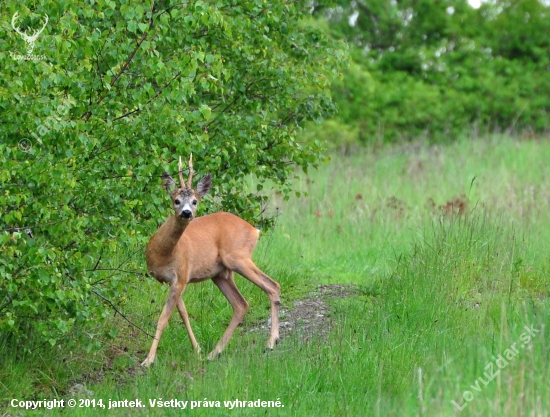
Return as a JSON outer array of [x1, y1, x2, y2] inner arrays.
[[196, 173, 212, 198], [162, 172, 176, 194]]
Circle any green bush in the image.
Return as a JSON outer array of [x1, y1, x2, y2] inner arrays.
[[0, 0, 346, 348]]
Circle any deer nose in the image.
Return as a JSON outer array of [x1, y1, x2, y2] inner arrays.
[[181, 209, 192, 218]]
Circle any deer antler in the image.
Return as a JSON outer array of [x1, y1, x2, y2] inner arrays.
[[178, 156, 186, 188], [187, 154, 194, 188]]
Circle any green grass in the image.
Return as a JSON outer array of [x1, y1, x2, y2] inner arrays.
[[2, 136, 550, 416]]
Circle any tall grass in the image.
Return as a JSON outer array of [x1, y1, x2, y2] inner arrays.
[[363, 213, 549, 415], [2, 136, 550, 416]]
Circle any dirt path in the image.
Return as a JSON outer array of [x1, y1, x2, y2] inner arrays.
[[247, 284, 359, 342]]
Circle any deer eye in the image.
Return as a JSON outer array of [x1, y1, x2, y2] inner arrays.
[[174, 199, 181, 205], [192, 200, 198, 206]]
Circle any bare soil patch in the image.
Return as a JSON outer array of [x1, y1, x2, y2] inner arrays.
[[247, 284, 359, 342]]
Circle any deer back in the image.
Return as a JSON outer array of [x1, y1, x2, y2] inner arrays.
[[147, 212, 260, 284]]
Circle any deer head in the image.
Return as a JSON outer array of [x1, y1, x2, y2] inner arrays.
[[11, 12, 49, 54], [162, 155, 212, 221]]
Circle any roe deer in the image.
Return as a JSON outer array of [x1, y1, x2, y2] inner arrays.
[[141, 155, 281, 366]]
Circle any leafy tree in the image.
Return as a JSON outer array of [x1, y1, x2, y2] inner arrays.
[[314, 0, 550, 143], [484, 0, 550, 63], [0, 0, 346, 348]]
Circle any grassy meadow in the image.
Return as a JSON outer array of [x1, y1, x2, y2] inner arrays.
[[2, 136, 550, 416]]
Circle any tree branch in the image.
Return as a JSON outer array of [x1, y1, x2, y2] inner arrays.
[[91, 289, 155, 339], [83, 1, 157, 121], [113, 71, 183, 122]]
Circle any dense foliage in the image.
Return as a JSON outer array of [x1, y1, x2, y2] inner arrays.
[[0, 0, 346, 348], [314, 0, 550, 145]]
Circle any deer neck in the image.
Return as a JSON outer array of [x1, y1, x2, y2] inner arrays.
[[150, 215, 190, 258]]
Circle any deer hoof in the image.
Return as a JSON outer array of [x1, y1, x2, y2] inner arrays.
[[140, 357, 155, 367], [206, 351, 221, 361]]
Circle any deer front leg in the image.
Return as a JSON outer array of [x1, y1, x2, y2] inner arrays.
[[141, 283, 184, 367], [176, 298, 201, 357]]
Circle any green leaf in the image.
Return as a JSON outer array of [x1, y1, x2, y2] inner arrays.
[[199, 104, 212, 120]]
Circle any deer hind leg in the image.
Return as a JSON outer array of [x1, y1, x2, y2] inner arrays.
[[231, 259, 281, 350], [176, 298, 201, 356], [141, 279, 185, 367], [207, 270, 249, 360]]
